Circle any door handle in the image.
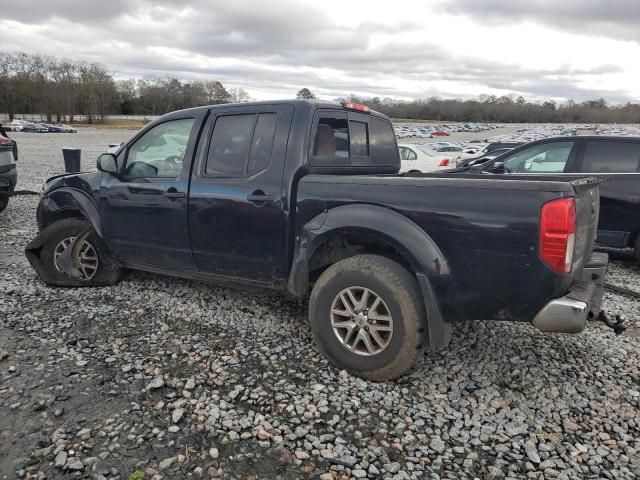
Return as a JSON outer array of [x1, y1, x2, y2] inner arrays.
[[247, 190, 274, 203], [164, 187, 185, 199]]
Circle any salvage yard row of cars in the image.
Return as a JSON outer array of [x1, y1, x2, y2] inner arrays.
[[396, 123, 640, 172], [394, 122, 499, 138], [2, 119, 77, 133]]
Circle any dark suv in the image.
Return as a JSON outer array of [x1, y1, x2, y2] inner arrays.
[[470, 136, 640, 260]]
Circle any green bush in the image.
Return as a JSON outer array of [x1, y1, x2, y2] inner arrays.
[[128, 471, 145, 480]]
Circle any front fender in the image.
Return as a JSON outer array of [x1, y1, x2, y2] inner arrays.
[[39, 188, 103, 237]]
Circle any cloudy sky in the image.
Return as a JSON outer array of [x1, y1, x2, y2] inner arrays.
[[1, 0, 639, 103]]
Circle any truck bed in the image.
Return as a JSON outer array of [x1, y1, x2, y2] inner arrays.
[[296, 173, 600, 324]]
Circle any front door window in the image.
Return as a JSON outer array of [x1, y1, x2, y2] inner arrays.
[[501, 142, 574, 173], [125, 118, 195, 178]]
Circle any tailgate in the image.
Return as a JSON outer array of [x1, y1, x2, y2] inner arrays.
[[570, 177, 601, 278]]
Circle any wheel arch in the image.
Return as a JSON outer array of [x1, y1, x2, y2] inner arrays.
[[288, 203, 449, 296], [40, 188, 103, 237], [287, 204, 453, 350]]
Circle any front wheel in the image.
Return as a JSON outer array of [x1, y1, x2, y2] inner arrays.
[[38, 218, 122, 286], [309, 255, 426, 381], [0, 197, 8, 213]]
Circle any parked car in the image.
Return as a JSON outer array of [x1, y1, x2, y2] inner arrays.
[[22, 123, 49, 133], [0, 124, 17, 213], [398, 144, 459, 171], [460, 136, 640, 260], [3, 119, 31, 131], [40, 123, 67, 133], [55, 124, 77, 133], [432, 130, 450, 136], [26, 100, 607, 380]]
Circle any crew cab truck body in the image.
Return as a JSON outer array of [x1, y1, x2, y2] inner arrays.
[[26, 100, 607, 380]]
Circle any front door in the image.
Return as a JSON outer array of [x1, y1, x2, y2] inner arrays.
[[188, 104, 293, 283], [99, 115, 200, 270]]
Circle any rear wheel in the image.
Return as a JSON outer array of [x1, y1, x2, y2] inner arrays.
[[309, 254, 426, 381], [39, 218, 122, 286]]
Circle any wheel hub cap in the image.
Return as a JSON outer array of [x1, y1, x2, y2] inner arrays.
[[330, 286, 393, 356], [53, 237, 99, 281]]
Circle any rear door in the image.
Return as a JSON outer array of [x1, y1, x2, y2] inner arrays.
[[571, 139, 640, 248], [187, 104, 294, 283]]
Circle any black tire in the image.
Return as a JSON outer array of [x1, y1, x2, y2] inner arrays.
[[39, 218, 122, 286], [0, 197, 8, 213], [635, 235, 640, 264], [309, 254, 426, 381]]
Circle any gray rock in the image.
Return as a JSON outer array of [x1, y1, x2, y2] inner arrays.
[[148, 375, 165, 390], [159, 457, 176, 470], [54, 451, 67, 468], [172, 407, 185, 423]]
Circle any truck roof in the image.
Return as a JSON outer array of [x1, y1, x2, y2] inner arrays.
[[163, 99, 389, 120]]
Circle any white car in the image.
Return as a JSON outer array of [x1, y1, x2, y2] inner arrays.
[[398, 144, 460, 172]]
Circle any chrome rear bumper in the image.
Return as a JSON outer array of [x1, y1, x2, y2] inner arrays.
[[532, 252, 608, 334]]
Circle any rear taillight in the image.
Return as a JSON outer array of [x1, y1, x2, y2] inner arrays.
[[438, 158, 450, 167], [539, 197, 576, 274]]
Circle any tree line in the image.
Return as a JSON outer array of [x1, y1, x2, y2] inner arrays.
[[2, 51, 640, 124], [346, 95, 640, 124], [0, 52, 251, 123]]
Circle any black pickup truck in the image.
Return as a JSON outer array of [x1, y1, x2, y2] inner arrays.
[[26, 100, 608, 380]]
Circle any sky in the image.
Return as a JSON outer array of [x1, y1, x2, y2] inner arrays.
[[1, 0, 639, 103]]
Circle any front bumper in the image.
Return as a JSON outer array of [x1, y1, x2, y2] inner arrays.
[[532, 252, 608, 333]]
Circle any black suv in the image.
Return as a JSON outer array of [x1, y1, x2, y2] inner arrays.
[[469, 136, 640, 260]]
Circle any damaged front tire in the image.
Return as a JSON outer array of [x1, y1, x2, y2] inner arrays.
[[25, 218, 122, 287]]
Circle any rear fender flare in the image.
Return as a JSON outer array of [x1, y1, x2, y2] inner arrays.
[[287, 204, 452, 349]]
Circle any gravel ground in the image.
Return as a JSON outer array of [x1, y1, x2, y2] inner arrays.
[[1, 131, 639, 480]]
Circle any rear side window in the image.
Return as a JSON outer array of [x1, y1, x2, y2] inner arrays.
[[580, 141, 640, 173], [206, 113, 277, 177], [399, 147, 417, 160]]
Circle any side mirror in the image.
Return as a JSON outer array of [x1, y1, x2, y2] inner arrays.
[[97, 153, 118, 175], [490, 161, 506, 173]]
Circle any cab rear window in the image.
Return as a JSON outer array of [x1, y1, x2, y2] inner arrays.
[[310, 112, 398, 168]]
